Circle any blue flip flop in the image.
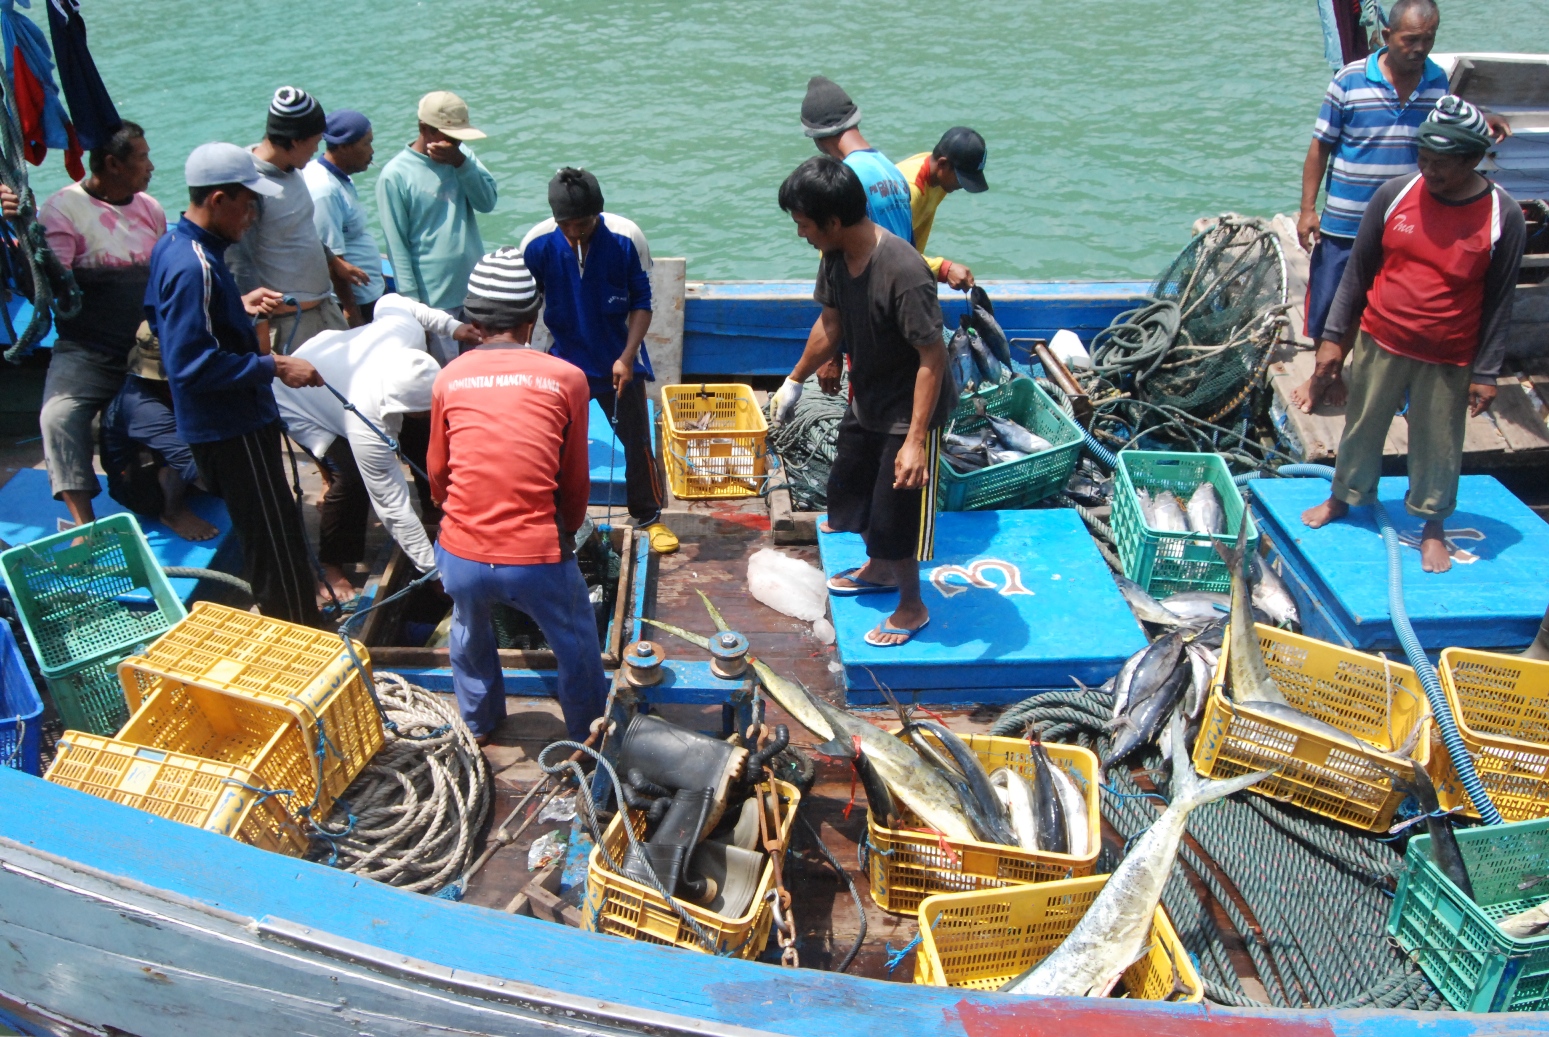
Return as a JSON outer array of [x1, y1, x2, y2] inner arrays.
[[826, 567, 897, 596], [864, 618, 930, 647]]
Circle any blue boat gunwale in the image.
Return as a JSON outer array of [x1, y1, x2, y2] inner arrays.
[[0, 765, 1539, 1035]]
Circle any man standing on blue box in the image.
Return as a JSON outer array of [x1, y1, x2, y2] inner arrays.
[[520, 168, 677, 554], [148, 143, 325, 626], [1291, 0, 1507, 412]]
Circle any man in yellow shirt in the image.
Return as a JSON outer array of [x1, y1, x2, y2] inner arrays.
[[896, 127, 988, 290]]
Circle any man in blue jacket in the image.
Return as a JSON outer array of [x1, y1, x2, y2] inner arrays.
[[520, 168, 676, 554], [147, 142, 326, 626]]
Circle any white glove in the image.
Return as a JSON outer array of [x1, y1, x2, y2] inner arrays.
[[771, 377, 804, 424]]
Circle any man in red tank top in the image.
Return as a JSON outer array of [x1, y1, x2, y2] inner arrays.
[[1299, 95, 1525, 573]]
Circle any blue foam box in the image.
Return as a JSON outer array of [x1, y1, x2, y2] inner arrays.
[[0, 469, 232, 604], [588, 398, 656, 507], [819, 508, 1148, 702], [1247, 475, 1549, 652]]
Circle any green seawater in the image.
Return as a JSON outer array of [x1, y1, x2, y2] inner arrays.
[[22, 1, 1549, 282]]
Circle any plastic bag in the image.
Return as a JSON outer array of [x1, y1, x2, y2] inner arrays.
[[527, 829, 568, 870]]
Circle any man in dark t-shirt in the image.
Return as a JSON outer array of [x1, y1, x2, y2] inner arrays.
[[772, 156, 949, 647]]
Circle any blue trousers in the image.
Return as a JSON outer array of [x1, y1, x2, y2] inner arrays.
[[435, 544, 608, 741], [1303, 233, 1355, 341]]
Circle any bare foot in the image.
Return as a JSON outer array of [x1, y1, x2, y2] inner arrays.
[[867, 603, 929, 646], [1420, 520, 1452, 573], [1290, 370, 1347, 414], [819, 520, 836, 534], [162, 508, 219, 542], [1301, 497, 1349, 529]]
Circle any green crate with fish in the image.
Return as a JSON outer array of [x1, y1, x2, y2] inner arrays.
[[1389, 815, 1549, 1013], [937, 379, 1083, 512], [1111, 450, 1257, 597]]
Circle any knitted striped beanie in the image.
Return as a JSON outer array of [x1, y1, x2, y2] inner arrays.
[[1417, 95, 1493, 156], [266, 86, 326, 141], [463, 247, 542, 328]]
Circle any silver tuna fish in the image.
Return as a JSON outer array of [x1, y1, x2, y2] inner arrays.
[[1186, 482, 1224, 535], [1150, 490, 1189, 532], [1004, 717, 1272, 997]]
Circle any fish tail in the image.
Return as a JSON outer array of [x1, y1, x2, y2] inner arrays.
[[642, 617, 712, 652], [1210, 516, 1250, 571], [1168, 715, 1273, 809]]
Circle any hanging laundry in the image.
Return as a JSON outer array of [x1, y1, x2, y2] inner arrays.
[[0, 0, 82, 178], [46, 0, 117, 150]]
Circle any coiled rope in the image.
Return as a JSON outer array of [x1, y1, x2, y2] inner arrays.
[[310, 672, 491, 893], [989, 688, 1447, 1011]]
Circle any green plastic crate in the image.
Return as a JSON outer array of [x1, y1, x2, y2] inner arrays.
[[0, 514, 186, 677], [1389, 816, 1549, 1012], [938, 378, 1082, 512], [45, 651, 133, 736], [1111, 451, 1257, 597]]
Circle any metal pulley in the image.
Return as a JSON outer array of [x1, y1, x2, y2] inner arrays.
[[622, 640, 665, 687], [709, 630, 749, 679]]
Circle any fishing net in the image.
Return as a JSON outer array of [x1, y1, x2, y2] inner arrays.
[[1089, 215, 1291, 425], [991, 689, 1449, 1012]]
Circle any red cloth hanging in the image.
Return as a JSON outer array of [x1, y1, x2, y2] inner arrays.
[[11, 44, 85, 179]]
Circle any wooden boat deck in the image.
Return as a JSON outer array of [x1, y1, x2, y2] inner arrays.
[[457, 507, 987, 980]]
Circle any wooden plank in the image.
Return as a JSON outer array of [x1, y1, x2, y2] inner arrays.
[[1491, 377, 1549, 453]]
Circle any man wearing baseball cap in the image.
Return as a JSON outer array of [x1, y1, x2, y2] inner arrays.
[[377, 90, 498, 320], [304, 109, 385, 323], [895, 127, 989, 289], [146, 142, 326, 626]]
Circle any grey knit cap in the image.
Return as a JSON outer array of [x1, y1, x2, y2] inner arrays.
[[1417, 95, 1493, 156], [801, 76, 861, 139], [267, 86, 326, 140]]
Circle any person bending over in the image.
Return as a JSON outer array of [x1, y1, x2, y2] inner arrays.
[[428, 249, 606, 744], [772, 156, 949, 646], [1300, 96, 1524, 574], [275, 294, 479, 601]]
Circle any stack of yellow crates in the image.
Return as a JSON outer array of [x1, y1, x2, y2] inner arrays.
[[46, 603, 384, 857]]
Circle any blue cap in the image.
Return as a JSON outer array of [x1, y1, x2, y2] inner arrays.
[[184, 143, 282, 197], [323, 110, 372, 147]]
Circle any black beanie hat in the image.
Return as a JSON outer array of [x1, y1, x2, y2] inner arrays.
[[548, 167, 604, 221], [267, 86, 326, 141], [801, 75, 861, 139]]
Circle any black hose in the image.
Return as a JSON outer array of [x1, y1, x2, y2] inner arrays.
[[163, 566, 254, 599], [744, 724, 789, 784], [797, 814, 865, 974]]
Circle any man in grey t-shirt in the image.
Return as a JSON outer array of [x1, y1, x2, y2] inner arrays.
[[227, 87, 366, 353], [772, 155, 949, 648]]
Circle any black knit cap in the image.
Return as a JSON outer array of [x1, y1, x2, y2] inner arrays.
[[548, 167, 604, 221], [801, 75, 861, 139], [266, 86, 326, 141]]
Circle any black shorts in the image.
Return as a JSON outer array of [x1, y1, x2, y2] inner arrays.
[[825, 407, 939, 562]]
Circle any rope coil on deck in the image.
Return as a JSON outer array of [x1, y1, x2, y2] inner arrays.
[[989, 689, 1448, 1011], [310, 672, 492, 894]]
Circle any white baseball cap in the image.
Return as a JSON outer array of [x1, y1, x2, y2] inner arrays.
[[184, 142, 282, 197]]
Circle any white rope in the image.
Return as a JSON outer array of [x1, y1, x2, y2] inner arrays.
[[311, 672, 492, 894]]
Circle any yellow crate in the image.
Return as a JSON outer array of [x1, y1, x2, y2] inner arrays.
[[866, 734, 1101, 916], [660, 383, 768, 500], [1191, 624, 1431, 832], [1433, 648, 1549, 823], [583, 779, 798, 958], [45, 731, 306, 856], [117, 602, 383, 816], [913, 875, 1203, 1001]]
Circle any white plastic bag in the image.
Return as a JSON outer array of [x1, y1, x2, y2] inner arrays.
[[746, 548, 828, 623]]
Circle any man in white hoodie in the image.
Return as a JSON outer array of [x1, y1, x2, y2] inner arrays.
[[275, 293, 478, 600]]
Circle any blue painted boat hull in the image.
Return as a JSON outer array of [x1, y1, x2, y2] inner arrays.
[[682, 280, 1149, 376], [0, 766, 1539, 1035]]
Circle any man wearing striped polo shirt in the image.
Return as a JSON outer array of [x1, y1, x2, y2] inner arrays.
[[1291, 0, 1507, 414]]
